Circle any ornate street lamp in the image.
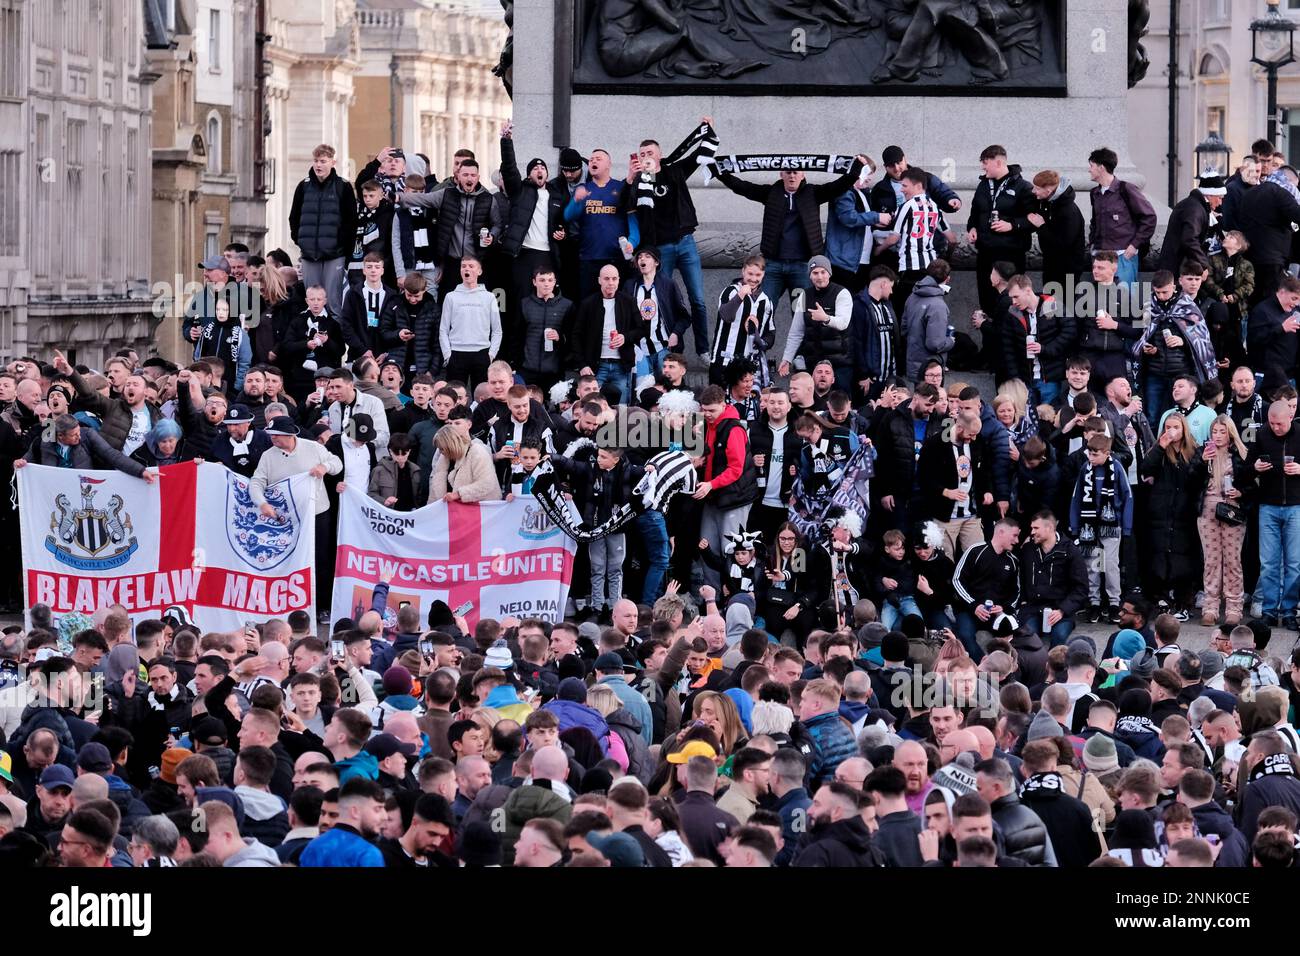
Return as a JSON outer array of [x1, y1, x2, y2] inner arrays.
[[1194, 130, 1232, 179], [1251, 0, 1297, 144]]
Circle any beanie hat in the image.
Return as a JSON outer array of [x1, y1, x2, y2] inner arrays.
[[881, 631, 909, 664], [557, 677, 588, 703], [382, 665, 414, 698], [1112, 629, 1146, 662], [526, 157, 547, 174], [1027, 709, 1064, 741], [484, 639, 514, 671], [160, 746, 192, 785], [1198, 649, 1226, 682], [1083, 733, 1119, 774], [1127, 648, 1157, 680], [859, 622, 887, 649], [458, 821, 502, 867], [807, 254, 832, 276], [579, 767, 614, 794]]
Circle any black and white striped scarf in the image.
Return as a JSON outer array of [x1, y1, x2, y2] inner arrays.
[[529, 450, 696, 543], [704, 154, 857, 183]]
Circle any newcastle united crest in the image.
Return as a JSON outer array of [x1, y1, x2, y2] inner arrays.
[[46, 477, 139, 571]]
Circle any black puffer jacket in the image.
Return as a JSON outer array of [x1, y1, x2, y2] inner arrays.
[[499, 137, 568, 259], [792, 816, 887, 868], [990, 792, 1057, 866], [289, 167, 357, 261]]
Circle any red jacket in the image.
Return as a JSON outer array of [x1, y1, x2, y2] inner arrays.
[[703, 404, 746, 490]]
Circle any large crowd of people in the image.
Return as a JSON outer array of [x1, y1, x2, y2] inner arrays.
[[4, 122, 1300, 870]]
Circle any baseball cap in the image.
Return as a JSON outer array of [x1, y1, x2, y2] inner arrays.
[[192, 716, 228, 746], [76, 742, 114, 774], [264, 415, 301, 437], [199, 255, 231, 272], [665, 740, 717, 764], [364, 733, 418, 761], [223, 404, 255, 426], [594, 652, 624, 673], [0, 750, 12, 784], [39, 765, 75, 791]]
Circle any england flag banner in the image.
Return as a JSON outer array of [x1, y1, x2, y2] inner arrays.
[[18, 461, 316, 628], [331, 487, 576, 630]]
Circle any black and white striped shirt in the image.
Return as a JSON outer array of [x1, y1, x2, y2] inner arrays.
[[891, 193, 949, 273], [634, 281, 671, 352], [864, 296, 896, 380], [711, 282, 774, 365]]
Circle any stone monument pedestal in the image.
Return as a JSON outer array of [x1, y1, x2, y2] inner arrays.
[[512, 0, 1157, 268]]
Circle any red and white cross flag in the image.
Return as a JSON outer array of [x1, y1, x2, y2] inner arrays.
[[331, 487, 576, 631]]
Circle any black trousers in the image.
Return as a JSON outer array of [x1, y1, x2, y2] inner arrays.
[[446, 349, 491, 391], [316, 509, 336, 613], [509, 249, 557, 364]]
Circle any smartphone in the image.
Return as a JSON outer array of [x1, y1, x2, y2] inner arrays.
[[330, 638, 345, 659], [453, 600, 474, 617], [629, 152, 638, 167], [419, 639, 433, 656], [398, 601, 411, 610]]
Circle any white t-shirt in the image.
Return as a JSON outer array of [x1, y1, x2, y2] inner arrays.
[[523, 187, 550, 252], [762, 423, 788, 507], [122, 406, 152, 456], [599, 297, 618, 360]]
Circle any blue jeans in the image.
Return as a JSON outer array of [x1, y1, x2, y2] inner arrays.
[[635, 510, 671, 604], [761, 260, 812, 317], [1022, 604, 1077, 647], [880, 595, 922, 631], [1116, 250, 1140, 287], [952, 611, 987, 663], [1034, 380, 1061, 408], [596, 360, 630, 406], [1258, 504, 1300, 616], [1144, 374, 1172, 429], [658, 235, 710, 355]]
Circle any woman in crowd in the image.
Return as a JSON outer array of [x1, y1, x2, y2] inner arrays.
[[759, 522, 818, 647], [428, 424, 502, 503], [1139, 412, 1202, 621], [1193, 414, 1249, 626]]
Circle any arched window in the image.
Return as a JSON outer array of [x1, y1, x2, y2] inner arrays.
[[206, 113, 221, 174]]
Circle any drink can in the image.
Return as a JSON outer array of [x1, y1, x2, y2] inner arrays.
[[1042, 608, 1052, 633], [479, 227, 490, 244], [1025, 333, 1036, 357]]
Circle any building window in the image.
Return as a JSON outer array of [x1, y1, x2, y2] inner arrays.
[[126, 127, 138, 275], [0, 150, 19, 257], [206, 113, 221, 174], [1207, 106, 1226, 137], [208, 8, 220, 71], [204, 224, 221, 260], [101, 123, 113, 277], [66, 118, 86, 279], [33, 113, 50, 278], [0, 1, 23, 99]]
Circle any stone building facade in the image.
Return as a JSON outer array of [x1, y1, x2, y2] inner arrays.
[[0, 0, 157, 368]]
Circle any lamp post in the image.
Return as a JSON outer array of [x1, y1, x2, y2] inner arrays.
[[1194, 130, 1232, 180], [1250, 0, 1297, 145]]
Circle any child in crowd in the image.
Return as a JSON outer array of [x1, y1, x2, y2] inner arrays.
[[870, 529, 920, 631], [1069, 434, 1133, 623]]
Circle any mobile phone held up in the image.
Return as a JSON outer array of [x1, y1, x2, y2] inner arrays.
[[453, 600, 474, 618], [330, 638, 345, 660]]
